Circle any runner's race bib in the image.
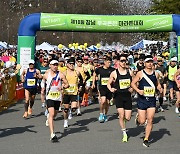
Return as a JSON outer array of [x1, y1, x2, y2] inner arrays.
[[119, 79, 130, 89], [144, 86, 155, 97], [101, 77, 109, 86], [27, 79, 36, 86], [65, 84, 76, 93], [48, 91, 60, 99]]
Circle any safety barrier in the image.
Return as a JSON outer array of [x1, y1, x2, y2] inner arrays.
[[0, 76, 24, 111]]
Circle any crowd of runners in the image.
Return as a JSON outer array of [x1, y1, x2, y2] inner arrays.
[[10, 46, 180, 147]]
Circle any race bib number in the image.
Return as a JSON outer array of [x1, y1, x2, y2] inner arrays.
[[65, 84, 76, 93], [119, 79, 130, 89], [144, 86, 155, 97], [101, 77, 109, 86], [27, 79, 35, 86], [48, 91, 60, 99]]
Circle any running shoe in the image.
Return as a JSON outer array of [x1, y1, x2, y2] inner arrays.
[[135, 113, 140, 126], [50, 133, 58, 143], [59, 106, 62, 112], [41, 103, 45, 108], [163, 96, 167, 101], [23, 112, 28, 118], [122, 134, 128, 142], [64, 120, 68, 128], [159, 106, 164, 112], [109, 99, 113, 106], [143, 140, 150, 147], [175, 107, 180, 114], [98, 113, 104, 123], [28, 108, 32, 115], [76, 108, 82, 116], [103, 115, 108, 122], [44, 109, 49, 116], [68, 113, 72, 120], [46, 113, 49, 127]]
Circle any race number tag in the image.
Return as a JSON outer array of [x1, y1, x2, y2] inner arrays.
[[101, 77, 109, 85], [119, 79, 130, 89], [66, 84, 76, 93], [27, 79, 35, 86], [48, 91, 60, 99], [144, 86, 155, 97]]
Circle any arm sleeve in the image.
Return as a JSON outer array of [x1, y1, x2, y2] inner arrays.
[[84, 71, 90, 82], [78, 73, 84, 86]]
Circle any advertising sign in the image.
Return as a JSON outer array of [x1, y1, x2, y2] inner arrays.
[[41, 13, 173, 32]]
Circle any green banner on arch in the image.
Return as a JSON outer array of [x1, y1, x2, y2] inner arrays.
[[40, 13, 173, 32]]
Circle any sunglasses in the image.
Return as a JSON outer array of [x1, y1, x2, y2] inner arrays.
[[157, 60, 162, 62], [120, 59, 127, 63], [44, 61, 48, 63], [78, 61, 83, 63]]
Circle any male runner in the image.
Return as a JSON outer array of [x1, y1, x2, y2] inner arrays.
[[63, 58, 83, 128], [131, 55, 162, 147], [41, 59, 69, 142], [21, 59, 42, 118], [107, 54, 133, 142], [92, 56, 115, 123]]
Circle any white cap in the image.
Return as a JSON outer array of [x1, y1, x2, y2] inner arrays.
[[170, 57, 177, 62], [144, 58, 153, 62], [5, 61, 12, 68], [28, 59, 35, 64], [50, 60, 58, 64]]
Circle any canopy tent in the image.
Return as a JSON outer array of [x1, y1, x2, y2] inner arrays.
[[130, 39, 168, 50], [0, 41, 7, 49], [36, 42, 55, 51]]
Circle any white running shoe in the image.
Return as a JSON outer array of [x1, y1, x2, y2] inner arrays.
[[175, 107, 180, 114], [59, 106, 62, 112], [41, 103, 45, 108], [46, 113, 49, 127], [163, 96, 167, 101], [68, 113, 72, 120], [77, 108, 82, 116], [44, 109, 48, 116], [64, 120, 68, 128]]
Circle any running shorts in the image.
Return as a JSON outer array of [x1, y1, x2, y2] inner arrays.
[[137, 99, 156, 110], [99, 87, 112, 100], [63, 95, 77, 104], [46, 99, 60, 110], [114, 92, 132, 110], [25, 88, 37, 95]]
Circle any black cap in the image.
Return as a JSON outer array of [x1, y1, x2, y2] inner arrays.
[[67, 58, 75, 64]]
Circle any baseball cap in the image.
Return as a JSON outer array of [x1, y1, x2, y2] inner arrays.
[[144, 58, 153, 62], [28, 59, 35, 64], [50, 60, 58, 65], [170, 57, 177, 62], [67, 58, 75, 64], [83, 56, 89, 60], [59, 57, 65, 62]]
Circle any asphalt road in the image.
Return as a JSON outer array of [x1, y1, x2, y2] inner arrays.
[[0, 95, 179, 154]]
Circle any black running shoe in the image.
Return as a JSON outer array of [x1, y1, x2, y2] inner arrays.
[[143, 140, 150, 147], [50, 134, 58, 143]]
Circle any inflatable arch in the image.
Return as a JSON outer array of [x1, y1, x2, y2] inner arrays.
[[18, 13, 180, 72]]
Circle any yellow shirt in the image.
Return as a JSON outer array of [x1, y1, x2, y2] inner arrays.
[[63, 70, 78, 95], [58, 66, 67, 73]]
